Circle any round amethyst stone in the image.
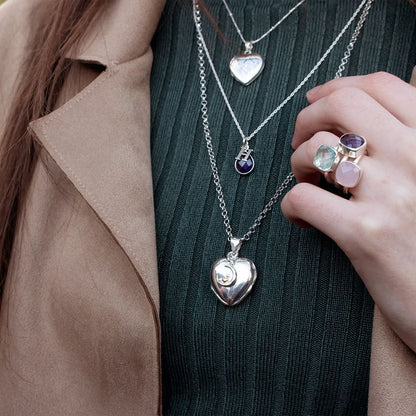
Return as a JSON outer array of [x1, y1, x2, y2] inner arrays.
[[340, 133, 365, 150], [235, 155, 254, 175]]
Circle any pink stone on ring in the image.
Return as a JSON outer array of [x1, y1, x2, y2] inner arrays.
[[335, 161, 362, 188]]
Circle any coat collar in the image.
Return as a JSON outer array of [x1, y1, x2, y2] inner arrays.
[[29, 0, 166, 311], [66, 0, 166, 66]]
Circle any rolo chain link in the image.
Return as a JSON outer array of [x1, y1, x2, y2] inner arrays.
[[194, 0, 374, 243], [334, 0, 374, 78]]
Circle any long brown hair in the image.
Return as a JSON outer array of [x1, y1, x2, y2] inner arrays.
[[0, 1, 105, 309], [0, 0, 208, 312], [0, 0, 415, 312]]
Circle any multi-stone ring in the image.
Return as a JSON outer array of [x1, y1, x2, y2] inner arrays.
[[313, 133, 367, 193]]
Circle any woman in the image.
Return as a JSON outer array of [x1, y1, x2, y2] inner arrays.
[[0, 0, 415, 414]]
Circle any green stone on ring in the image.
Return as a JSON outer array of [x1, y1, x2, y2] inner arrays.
[[313, 145, 337, 172]]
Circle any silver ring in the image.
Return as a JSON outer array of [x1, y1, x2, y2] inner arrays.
[[313, 133, 367, 193]]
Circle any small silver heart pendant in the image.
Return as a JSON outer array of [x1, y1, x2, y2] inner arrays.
[[211, 238, 257, 306], [229, 53, 264, 86]]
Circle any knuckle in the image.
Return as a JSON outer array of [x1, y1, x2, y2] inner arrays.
[[306, 136, 319, 161], [285, 183, 310, 213], [356, 214, 384, 239], [364, 71, 398, 89], [345, 211, 386, 254], [306, 132, 328, 160], [310, 131, 330, 146], [326, 86, 364, 109], [392, 185, 416, 216], [295, 106, 309, 130], [290, 151, 297, 170], [347, 204, 404, 256]]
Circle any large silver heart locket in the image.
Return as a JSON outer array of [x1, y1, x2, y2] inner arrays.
[[211, 238, 257, 306]]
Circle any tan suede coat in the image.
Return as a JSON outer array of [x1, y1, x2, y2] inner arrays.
[[0, 0, 415, 414]]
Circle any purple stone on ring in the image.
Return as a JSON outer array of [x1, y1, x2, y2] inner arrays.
[[340, 133, 365, 150], [235, 155, 254, 175]]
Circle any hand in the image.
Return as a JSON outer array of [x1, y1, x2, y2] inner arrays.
[[281, 72, 416, 352]]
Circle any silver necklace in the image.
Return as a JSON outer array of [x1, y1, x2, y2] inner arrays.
[[193, 0, 374, 306], [223, 0, 306, 85], [195, 0, 373, 176]]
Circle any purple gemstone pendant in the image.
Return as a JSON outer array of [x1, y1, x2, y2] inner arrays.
[[235, 155, 254, 175], [235, 142, 255, 175]]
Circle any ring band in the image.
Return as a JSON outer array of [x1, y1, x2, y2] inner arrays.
[[313, 133, 367, 193]]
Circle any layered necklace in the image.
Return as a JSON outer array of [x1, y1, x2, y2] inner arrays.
[[192, 0, 375, 306], [224, 0, 306, 85]]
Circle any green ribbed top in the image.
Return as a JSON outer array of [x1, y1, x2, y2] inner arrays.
[[150, 1, 416, 414]]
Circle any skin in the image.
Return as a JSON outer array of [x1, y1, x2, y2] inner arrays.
[[280, 71, 416, 353]]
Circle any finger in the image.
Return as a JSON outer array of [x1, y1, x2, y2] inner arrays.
[[306, 72, 416, 128], [292, 87, 405, 150], [346, 155, 402, 201], [281, 182, 353, 243], [292, 140, 386, 201], [291, 131, 339, 184]]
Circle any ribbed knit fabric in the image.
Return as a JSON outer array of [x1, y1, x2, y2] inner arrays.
[[150, 1, 416, 414]]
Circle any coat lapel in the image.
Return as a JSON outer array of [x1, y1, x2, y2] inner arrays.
[[368, 307, 416, 415], [29, 0, 165, 310], [66, 0, 166, 66]]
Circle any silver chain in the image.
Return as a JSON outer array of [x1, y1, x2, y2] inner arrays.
[[193, 0, 374, 242], [195, 0, 373, 145], [334, 1, 374, 78], [222, 0, 306, 46]]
